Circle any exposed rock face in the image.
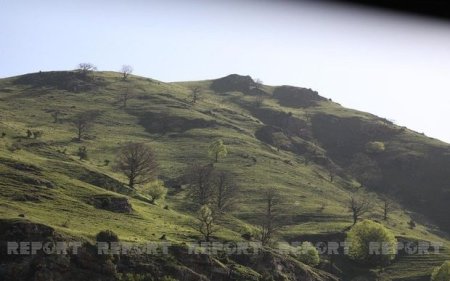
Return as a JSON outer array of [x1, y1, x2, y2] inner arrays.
[[78, 170, 130, 194], [130, 111, 217, 134], [0, 219, 56, 242], [210, 74, 255, 93], [273, 86, 325, 108], [90, 195, 133, 213]]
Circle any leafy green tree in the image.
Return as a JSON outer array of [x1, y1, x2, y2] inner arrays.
[[431, 261, 450, 281], [142, 180, 167, 204], [294, 242, 320, 266], [346, 220, 397, 266], [195, 205, 217, 242], [208, 139, 228, 163]]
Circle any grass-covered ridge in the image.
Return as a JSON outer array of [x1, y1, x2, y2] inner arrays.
[[0, 70, 449, 280]]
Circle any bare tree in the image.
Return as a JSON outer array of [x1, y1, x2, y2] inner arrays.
[[71, 110, 100, 141], [186, 163, 215, 206], [258, 187, 282, 246], [304, 110, 312, 124], [51, 110, 61, 123], [115, 142, 158, 189], [213, 171, 239, 213], [254, 93, 265, 107], [120, 65, 133, 80], [190, 87, 201, 104], [45, 108, 65, 123], [381, 195, 395, 220], [77, 63, 97, 76], [254, 78, 263, 89], [119, 87, 134, 108], [195, 205, 218, 242], [326, 161, 338, 182], [348, 193, 372, 225]]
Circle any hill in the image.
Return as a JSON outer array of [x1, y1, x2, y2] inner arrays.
[[0, 70, 449, 281]]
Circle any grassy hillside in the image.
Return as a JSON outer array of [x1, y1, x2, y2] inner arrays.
[[0, 71, 449, 281]]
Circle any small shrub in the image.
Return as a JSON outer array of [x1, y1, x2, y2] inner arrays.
[[142, 180, 167, 204], [104, 159, 110, 166], [77, 146, 88, 160], [293, 242, 320, 266], [1, 132, 6, 138], [241, 232, 253, 241], [365, 141, 385, 154], [408, 220, 416, 229], [96, 230, 119, 243], [26, 129, 33, 138]]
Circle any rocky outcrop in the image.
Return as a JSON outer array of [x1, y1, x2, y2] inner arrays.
[[89, 195, 133, 213], [273, 86, 325, 108], [210, 74, 255, 93]]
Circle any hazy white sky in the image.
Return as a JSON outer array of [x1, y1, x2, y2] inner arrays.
[[1, 0, 449, 143]]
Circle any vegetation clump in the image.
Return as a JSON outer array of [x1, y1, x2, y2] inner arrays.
[[346, 220, 397, 266], [431, 261, 450, 281], [208, 139, 228, 163], [293, 242, 320, 266], [96, 230, 120, 243], [365, 141, 386, 154], [142, 180, 167, 204]]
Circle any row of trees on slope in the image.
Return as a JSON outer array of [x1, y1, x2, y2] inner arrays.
[[77, 63, 133, 80]]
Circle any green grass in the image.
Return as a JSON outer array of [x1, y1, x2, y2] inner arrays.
[[0, 71, 449, 280]]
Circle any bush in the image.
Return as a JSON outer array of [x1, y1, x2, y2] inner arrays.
[[346, 220, 397, 266], [142, 180, 167, 204], [431, 261, 450, 281], [365, 141, 385, 154], [294, 242, 320, 266], [77, 146, 88, 160], [96, 230, 119, 243]]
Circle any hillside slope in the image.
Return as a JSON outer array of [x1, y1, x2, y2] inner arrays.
[[0, 71, 449, 281]]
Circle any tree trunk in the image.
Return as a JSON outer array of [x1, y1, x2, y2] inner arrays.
[[129, 177, 135, 189]]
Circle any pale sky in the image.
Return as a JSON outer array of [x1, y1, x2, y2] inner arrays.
[[1, 0, 449, 143]]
